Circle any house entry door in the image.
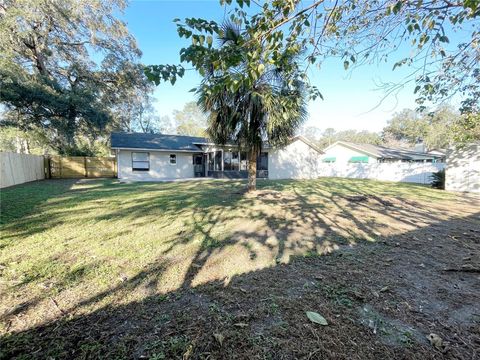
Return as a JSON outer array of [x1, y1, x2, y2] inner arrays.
[[193, 154, 205, 177]]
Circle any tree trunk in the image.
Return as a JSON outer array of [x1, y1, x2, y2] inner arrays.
[[65, 104, 77, 152], [248, 150, 257, 191], [24, 138, 30, 154]]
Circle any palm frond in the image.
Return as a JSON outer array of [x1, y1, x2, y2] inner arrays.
[[218, 21, 241, 46], [196, 21, 309, 154]]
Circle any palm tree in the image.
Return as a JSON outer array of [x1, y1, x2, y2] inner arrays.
[[197, 22, 308, 191]]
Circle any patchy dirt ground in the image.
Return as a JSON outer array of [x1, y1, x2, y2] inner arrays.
[[1, 179, 479, 359]]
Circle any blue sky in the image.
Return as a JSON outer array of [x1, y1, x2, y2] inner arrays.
[[122, 0, 448, 133]]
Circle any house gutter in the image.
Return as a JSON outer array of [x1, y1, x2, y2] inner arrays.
[[111, 147, 201, 153]]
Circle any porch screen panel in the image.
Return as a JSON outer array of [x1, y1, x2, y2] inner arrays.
[[208, 153, 214, 171], [257, 152, 268, 170], [231, 152, 239, 171], [214, 151, 222, 171], [240, 152, 247, 170], [224, 151, 232, 171]]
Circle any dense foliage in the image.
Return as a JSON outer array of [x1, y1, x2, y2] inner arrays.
[[0, 0, 149, 155], [173, 102, 207, 137], [382, 106, 460, 149], [430, 169, 446, 189]]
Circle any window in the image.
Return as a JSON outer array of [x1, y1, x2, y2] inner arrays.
[[169, 154, 177, 165], [323, 157, 336, 163], [132, 152, 150, 171], [349, 156, 369, 163]]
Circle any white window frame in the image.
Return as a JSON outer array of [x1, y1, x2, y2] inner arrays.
[[169, 154, 177, 165]]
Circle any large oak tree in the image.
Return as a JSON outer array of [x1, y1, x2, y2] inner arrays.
[[0, 0, 147, 154]]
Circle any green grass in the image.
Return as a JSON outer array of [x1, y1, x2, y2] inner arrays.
[[0, 177, 458, 333]]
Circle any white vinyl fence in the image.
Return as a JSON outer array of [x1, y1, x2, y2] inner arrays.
[[0, 152, 45, 188], [315, 162, 445, 184]]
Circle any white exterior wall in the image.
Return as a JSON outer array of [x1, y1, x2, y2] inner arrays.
[[117, 150, 195, 181], [114, 140, 444, 184], [445, 143, 480, 193], [268, 139, 322, 179], [321, 143, 377, 163]]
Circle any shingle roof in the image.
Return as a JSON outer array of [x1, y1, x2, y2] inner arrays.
[[111, 132, 206, 152], [111, 132, 324, 154], [336, 141, 443, 160]]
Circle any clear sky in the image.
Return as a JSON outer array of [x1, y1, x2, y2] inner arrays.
[[121, 0, 449, 133]]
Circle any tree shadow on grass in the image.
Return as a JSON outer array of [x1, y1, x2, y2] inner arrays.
[[1, 212, 479, 359], [1, 178, 479, 359], [0, 180, 78, 248], [0, 179, 250, 244]]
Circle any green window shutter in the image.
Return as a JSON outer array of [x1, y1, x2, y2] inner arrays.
[[349, 156, 369, 163], [323, 157, 336, 163]]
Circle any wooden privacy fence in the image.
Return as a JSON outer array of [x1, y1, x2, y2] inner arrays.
[[48, 156, 116, 178]]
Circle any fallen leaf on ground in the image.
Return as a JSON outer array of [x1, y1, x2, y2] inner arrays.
[[306, 311, 328, 326], [213, 333, 224, 346], [427, 333, 443, 349], [183, 344, 193, 359], [234, 323, 248, 328]]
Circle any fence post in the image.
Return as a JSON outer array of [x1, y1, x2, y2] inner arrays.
[[84, 157, 88, 178], [44, 156, 51, 179]]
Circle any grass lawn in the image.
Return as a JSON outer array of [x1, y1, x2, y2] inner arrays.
[[1, 178, 479, 359]]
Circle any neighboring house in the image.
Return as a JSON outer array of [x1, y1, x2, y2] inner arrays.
[[427, 148, 447, 162], [321, 141, 444, 163], [111, 132, 323, 181], [445, 143, 480, 193]]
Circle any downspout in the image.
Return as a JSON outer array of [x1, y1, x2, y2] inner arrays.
[[116, 149, 120, 179]]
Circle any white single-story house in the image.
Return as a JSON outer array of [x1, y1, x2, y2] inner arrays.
[[111, 132, 324, 181], [445, 142, 480, 193], [321, 141, 444, 163]]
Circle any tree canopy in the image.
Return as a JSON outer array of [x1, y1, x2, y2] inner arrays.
[[147, 0, 479, 115], [0, 0, 147, 155], [301, 105, 471, 151], [382, 106, 460, 149], [303, 128, 383, 149], [173, 102, 207, 136]]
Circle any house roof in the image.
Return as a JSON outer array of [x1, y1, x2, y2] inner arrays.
[[111, 132, 205, 152], [427, 148, 446, 155], [324, 141, 443, 160], [111, 132, 324, 154], [293, 136, 324, 154]]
